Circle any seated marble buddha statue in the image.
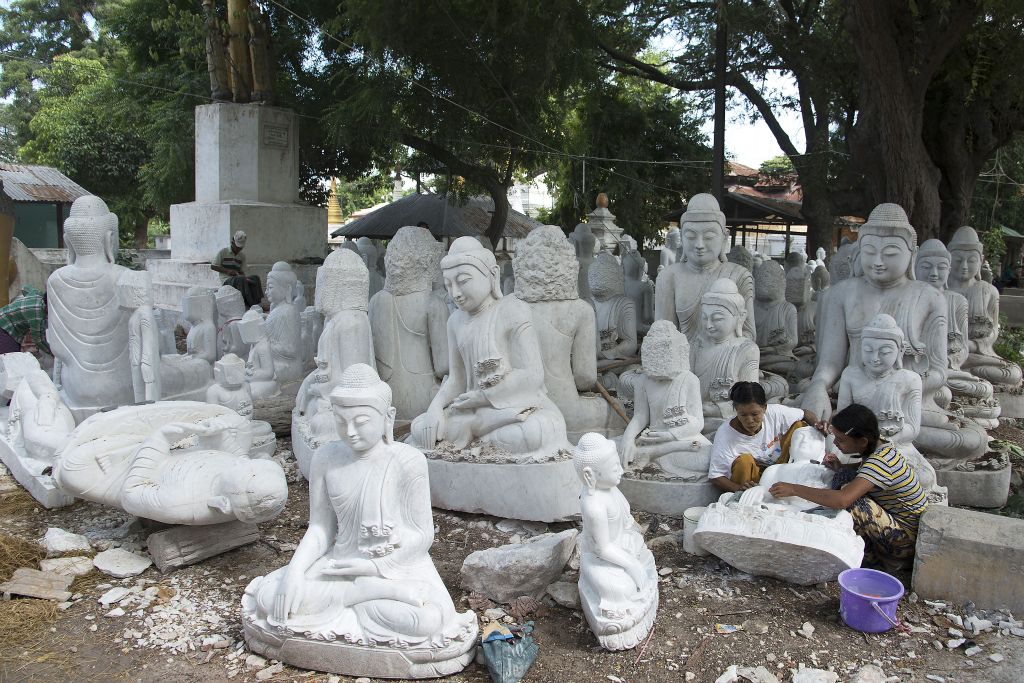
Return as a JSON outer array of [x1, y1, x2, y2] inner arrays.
[[410, 237, 570, 461], [947, 226, 1023, 388], [241, 364, 477, 676], [753, 260, 798, 376], [619, 320, 711, 480], [590, 251, 638, 363], [802, 203, 986, 465]]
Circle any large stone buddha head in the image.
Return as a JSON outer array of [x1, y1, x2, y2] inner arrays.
[[329, 362, 396, 449], [860, 313, 905, 376], [215, 285, 246, 320], [512, 225, 578, 303], [589, 252, 626, 302], [947, 226, 984, 284], [441, 236, 501, 315], [855, 203, 917, 286], [573, 432, 622, 491], [642, 320, 687, 381], [700, 278, 747, 342], [63, 195, 118, 265], [915, 239, 952, 291], [754, 260, 785, 303], [680, 193, 728, 268], [384, 226, 440, 296], [316, 248, 368, 316]]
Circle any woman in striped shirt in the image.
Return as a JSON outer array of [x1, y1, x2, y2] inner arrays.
[[769, 403, 928, 571]]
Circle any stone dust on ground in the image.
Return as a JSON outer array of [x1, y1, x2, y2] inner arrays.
[[1, 438, 1023, 683]]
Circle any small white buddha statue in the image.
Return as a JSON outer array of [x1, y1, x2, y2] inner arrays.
[[237, 308, 280, 399], [54, 404, 287, 526], [620, 320, 712, 479], [265, 262, 303, 384], [915, 239, 997, 424], [309, 249, 374, 392], [292, 279, 307, 312], [206, 353, 276, 458], [590, 251, 638, 362], [215, 285, 248, 359], [622, 250, 655, 333], [690, 279, 760, 428], [46, 195, 133, 412], [753, 260, 798, 376], [570, 222, 598, 300], [7, 366, 75, 465], [356, 236, 384, 298], [947, 226, 1023, 388], [241, 364, 478, 677], [158, 287, 217, 400], [659, 227, 682, 273], [574, 433, 658, 651], [655, 194, 756, 342], [117, 269, 161, 402], [369, 227, 449, 421], [411, 237, 570, 461]]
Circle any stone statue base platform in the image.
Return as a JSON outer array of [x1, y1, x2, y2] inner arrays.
[[936, 466, 1011, 508], [695, 502, 864, 586], [587, 591, 659, 652], [242, 618, 477, 679], [147, 520, 260, 572], [993, 387, 1024, 419], [0, 436, 73, 509], [426, 456, 580, 522], [617, 475, 719, 518]]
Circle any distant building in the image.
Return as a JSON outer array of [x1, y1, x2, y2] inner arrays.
[[0, 163, 90, 248]]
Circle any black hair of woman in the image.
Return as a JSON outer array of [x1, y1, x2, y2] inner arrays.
[[829, 403, 881, 456], [729, 381, 767, 407]]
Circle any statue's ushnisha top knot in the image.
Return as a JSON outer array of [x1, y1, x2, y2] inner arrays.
[[701, 278, 745, 316], [862, 313, 905, 346], [947, 226, 983, 255], [917, 238, 951, 261], [573, 432, 615, 470], [681, 193, 726, 230], [861, 203, 917, 248], [330, 362, 392, 414]]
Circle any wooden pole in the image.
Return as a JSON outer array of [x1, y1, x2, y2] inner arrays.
[[711, 2, 728, 202], [595, 380, 630, 425], [226, 0, 252, 103]]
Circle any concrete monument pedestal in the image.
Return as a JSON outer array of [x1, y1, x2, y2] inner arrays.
[[151, 103, 325, 317], [426, 456, 581, 522]]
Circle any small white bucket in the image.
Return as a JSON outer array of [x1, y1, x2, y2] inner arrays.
[[682, 506, 709, 556]]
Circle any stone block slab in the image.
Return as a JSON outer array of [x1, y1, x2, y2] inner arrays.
[[0, 567, 73, 601], [993, 389, 1024, 419], [0, 438, 74, 509], [618, 477, 721, 518], [935, 467, 1011, 508], [912, 506, 1024, 613], [148, 521, 260, 572]]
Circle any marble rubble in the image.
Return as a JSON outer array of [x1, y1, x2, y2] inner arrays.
[[574, 433, 658, 650], [460, 529, 578, 604], [293, 248, 374, 476], [0, 353, 76, 507], [616, 320, 718, 516], [409, 236, 579, 522], [510, 225, 625, 441], [242, 364, 477, 679], [802, 203, 988, 469]]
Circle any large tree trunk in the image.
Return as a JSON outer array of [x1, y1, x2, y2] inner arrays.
[[485, 186, 510, 250], [844, 0, 977, 240], [133, 216, 149, 250]]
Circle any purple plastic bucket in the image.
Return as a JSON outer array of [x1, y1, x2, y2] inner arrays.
[[838, 568, 905, 633]]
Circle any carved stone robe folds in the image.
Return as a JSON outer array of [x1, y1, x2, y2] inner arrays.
[[47, 262, 134, 411], [655, 261, 756, 341]]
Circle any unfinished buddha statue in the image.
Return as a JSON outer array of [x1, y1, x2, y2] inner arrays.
[[206, 353, 276, 458], [215, 284, 248, 359], [590, 251, 638, 362], [265, 262, 303, 384], [622, 250, 655, 333], [117, 269, 161, 402], [237, 308, 280, 399], [754, 260, 798, 376], [570, 222, 598, 300]]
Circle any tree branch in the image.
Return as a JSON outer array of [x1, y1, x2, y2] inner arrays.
[[399, 132, 501, 190], [726, 73, 801, 157]]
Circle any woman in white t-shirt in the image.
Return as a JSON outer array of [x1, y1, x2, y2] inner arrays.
[[708, 381, 819, 492]]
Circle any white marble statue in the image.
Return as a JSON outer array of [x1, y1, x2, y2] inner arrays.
[[620, 320, 711, 479], [570, 222, 598, 300], [117, 269, 161, 402], [53, 402, 287, 525], [727, 244, 754, 272], [206, 354, 276, 458], [754, 426, 834, 512], [753, 260, 798, 376], [511, 225, 624, 441], [947, 226, 1023, 388], [215, 284, 249, 359], [299, 305, 322, 371], [237, 308, 280, 399], [916, 239, 999, 427], [787, 265, 816, 381], [46, 195, 133, 415], [356, 236, 385, 298], [265, 262, 303, 384], [802, 203, 987, 465], [590, 251, 638, 362], [815, 246, 827, 264], [828, 238, 856, 283], [241, 364, 477, 678], [410, 236, 570, 461], [659, 227, 681, 274], [158, 287, 217, 401], [691, 279, 760, 430], [292, 279, 308, 312], [655, 193, 756, 341], [835, 314, 938, 492], [369, 227, 449, 421], [622, 250, 655, 333], [574, 433, 658, 651]]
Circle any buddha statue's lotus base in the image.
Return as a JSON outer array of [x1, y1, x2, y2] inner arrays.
[[617, 475, 719, 518], [242, 608, 477, 679], [426, 454, 580, 522], [585, 589, 659, 652], [695, 500, 864, 585]]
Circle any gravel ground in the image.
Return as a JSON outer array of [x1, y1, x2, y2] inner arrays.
[[2, 437, 1023, 683]]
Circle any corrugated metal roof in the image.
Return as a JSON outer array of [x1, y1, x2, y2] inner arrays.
[[0, 163, 90, 203]]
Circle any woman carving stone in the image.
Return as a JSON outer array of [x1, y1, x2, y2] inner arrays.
[[947, 226, 1023, 388], [410, 237, 570, 461], [242, 364, 477, 677]]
